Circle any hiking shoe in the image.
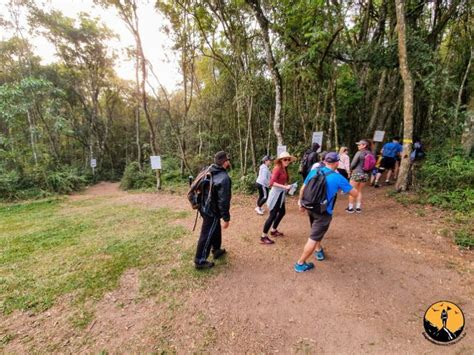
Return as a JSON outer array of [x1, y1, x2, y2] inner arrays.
[[345, 207, 355, 214], [374, 183, 380, 188], [212, 248, 226, 259], [254, 207, 264, 215], [195, 261, 215, 270], [356, 208, 362, 213], [314, 248, 325, 261], [260, 236, 275, 245], [294, 262, 315, 273], [270, 230, 284, 237]]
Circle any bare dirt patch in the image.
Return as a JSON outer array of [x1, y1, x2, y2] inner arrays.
[[2, 182, 473, 353]]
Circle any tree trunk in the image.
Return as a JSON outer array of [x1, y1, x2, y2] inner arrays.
[[461, 95, 474, 155], [246, 0, 284, 145], [331, 80, 339, 150], [395, 0, 414, 192], [455, 46, 472, 124], [327, 80, 333, 150], [236, 94, 244, 173], [249, 96, 257, 173], [26, 109, 38, 166], [367, 69, 387, 135], [135, 50, 142, 169]]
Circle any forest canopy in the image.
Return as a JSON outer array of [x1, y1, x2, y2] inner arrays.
[[0, 0, 472, 198]]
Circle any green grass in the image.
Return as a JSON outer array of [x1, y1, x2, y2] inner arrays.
[[0, 196, 213, 317], [386, 191, 473, 249]]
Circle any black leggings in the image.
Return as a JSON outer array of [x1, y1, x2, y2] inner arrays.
[[256, 183, 269, 207], [263, 193, 286, 234]]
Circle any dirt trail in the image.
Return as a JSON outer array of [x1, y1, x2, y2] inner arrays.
[[3, 182, 473, 353]]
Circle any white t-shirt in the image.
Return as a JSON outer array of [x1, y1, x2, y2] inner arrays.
[[310, 162, 324, 170]]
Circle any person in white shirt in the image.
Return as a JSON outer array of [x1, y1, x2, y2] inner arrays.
[[255, 155, 272, 215]]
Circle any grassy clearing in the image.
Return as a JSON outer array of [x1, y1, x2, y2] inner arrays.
[[0, 196, 215, 317]]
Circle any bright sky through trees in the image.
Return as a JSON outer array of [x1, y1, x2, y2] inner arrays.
[[0, 0, 180, 90]]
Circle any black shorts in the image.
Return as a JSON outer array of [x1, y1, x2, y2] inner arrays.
[[337, 168, 349, 180], [308, 212, 332, 241], [379, 157, 396, 171]]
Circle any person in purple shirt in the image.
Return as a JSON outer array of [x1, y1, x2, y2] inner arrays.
[[373, 136, 402, 187], [294, 152, 359, 273]]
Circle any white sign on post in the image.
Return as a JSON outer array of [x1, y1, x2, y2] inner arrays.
[[150, 156, 162, 170], [277, 145, 287, 157], [312, 131, 323, 152], [90, 159, 97, 168], [373, 130, 385, 142]]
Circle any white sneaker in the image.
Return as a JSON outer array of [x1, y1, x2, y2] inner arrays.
[[255, 207, 264, 215]]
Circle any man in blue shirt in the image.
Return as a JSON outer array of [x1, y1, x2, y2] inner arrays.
[[295, 152, 359, 272], [374, 136, 402, 187]]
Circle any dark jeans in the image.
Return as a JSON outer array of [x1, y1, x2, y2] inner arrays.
[[195, 214, 221, 264], [256, 183, 269, 207], [263, 193, 286, 234]]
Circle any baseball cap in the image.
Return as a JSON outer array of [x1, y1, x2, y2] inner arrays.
[[355, 140, 369, 146], [261, 155, 273, 163], [324, 152, 339, 163]]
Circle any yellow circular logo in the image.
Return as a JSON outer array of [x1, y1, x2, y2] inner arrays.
[[423, 301, 465, 343]]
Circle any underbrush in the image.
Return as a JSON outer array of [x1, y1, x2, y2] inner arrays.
[[120, 157, 189, 191], [0, 165, 88, 201], [411, 148, 473, 249]]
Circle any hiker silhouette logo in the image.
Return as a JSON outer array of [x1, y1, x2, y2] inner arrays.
[[423, 301, 465, 344]]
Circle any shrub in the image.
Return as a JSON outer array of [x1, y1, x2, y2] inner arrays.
[[0, 169, 22, 200], [233, 172, 257, 195], [45, 168, 87, 194], [416, 148, 473, 248], [0, 165, 86, 200], [120, 162, 156, 190], [417, 148, 474, 212], [454, 229, 473, 249]]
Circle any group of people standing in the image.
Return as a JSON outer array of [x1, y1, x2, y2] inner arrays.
[[192, 136, 406, 272], [255, 137, 402, 220]]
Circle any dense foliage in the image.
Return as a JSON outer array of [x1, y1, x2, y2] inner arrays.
[[0, 0, 472, 201]]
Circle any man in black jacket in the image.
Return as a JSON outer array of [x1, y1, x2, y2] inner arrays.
[[195, 151, 232, 269], [300, 143, 321, 180]]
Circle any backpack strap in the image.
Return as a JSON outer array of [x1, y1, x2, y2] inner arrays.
[[319, 168, 337, 210]]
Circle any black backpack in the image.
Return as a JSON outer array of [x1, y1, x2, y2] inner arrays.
[[187, 166, 214, 216], [301, 168, 336, 214], [298, 149, 312, 176]]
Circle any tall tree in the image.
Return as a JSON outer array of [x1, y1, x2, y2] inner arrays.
[[245, 0, 284, 146], [96, 0, 162, 188], [394, 0, 414, 192]]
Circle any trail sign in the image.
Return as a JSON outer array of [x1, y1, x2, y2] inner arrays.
[[150, 156, 162, 170], [277, 145, 287, 157], [312, 131, 323, 152], [373, 130, 385, 142]]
